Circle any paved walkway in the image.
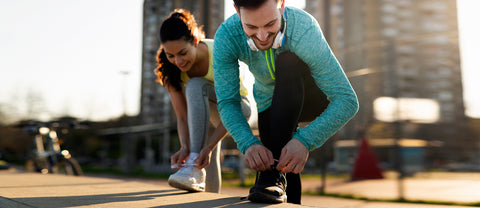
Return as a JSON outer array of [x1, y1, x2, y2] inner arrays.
[[1, 168, 478, 208], [303, 171, 480, 204], [0, 170, 304, 208]]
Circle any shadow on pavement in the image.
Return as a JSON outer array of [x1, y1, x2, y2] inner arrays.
[[153, 196, 280, 208], [0, 181, 124, 189], [12, 190, 188, 208]]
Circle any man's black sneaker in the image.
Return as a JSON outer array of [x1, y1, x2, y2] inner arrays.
[[247, 166, 287, 203]]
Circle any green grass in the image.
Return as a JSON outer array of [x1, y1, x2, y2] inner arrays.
[[300, 173, 350, 180], [222, 172, 350, 188], [221, 172, 256, 187]]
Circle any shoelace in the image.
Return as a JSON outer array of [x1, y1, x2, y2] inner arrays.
[[173, 162, 197, 169], [242, 162, 286, 201], [183, 163, 196, 167], [254, 162, 286, 186], [272, 160, 287, 187]]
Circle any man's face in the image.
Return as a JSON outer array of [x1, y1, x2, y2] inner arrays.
[[237, 0, 284, 51]]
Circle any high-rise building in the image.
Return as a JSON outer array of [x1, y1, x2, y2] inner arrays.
[[308, 0, 464, 126], [306, 0, 474, 168], [140, 0, 224, 125], [366, 0, 464, 122]]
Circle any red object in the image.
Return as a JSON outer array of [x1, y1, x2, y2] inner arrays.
[[351, 138, 383, 180]]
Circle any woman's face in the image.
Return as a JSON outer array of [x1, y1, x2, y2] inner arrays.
[[163, 39, 197, 72]]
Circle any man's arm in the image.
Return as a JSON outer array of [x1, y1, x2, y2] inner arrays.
[[290, 15, 359, 152], [212, 24, 263, 155], [276, 13, 359, 173]]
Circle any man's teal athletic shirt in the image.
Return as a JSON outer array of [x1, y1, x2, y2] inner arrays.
[[213, 6, 359, 154]]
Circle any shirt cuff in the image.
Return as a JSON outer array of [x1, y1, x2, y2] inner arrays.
[[238, 136, 263, 154]]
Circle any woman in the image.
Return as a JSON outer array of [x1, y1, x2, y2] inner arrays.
[[154, 9, 250, 193]]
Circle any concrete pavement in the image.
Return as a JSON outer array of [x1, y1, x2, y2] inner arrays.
[[301, 171, 480, 205], [0, 168, 478, 208], [0, 169, 304, 208]]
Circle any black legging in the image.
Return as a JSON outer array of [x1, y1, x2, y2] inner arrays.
[[258, 51, 329, 204]]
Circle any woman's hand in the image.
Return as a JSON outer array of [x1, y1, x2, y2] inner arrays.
[[170, 146, 189, 170], [196, 147, 213, 169]]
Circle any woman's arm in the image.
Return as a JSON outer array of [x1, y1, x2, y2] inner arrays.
[[196, 122, 228, 169], [167, 85, 190, 169]]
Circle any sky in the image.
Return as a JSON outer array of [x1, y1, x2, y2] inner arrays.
[[0, 0, 478, 123], [457, 0, 480, 119], [0, 0, 144, 122]]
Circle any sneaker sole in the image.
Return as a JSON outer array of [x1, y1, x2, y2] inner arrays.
[[168, 178, 205, 192], [247, 192, 286, 204]]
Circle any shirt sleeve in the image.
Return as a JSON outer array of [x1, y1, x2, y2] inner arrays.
[[290, 19, 359, 151], [213, 23, 262, 154]]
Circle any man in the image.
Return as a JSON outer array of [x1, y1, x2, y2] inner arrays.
[[213, 0, 359, 204]]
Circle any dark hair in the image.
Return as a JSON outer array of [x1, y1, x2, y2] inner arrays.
[[154, 9, 205, 91], [233, 0, 281, 9]]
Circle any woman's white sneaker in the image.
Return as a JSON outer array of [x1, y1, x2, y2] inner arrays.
[[168, 153, 206, 192]]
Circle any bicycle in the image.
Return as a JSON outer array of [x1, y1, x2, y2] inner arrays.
[[18, 120, 83, 176]]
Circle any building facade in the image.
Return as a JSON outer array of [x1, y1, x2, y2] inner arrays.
[[306, 0, 474, 170]]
